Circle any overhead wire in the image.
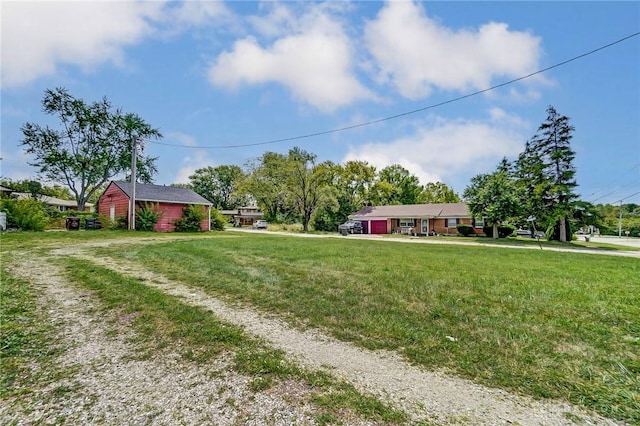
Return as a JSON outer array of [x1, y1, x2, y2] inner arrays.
[[147, 31, 640, 150], [587, 163, 640, 203], [616, 191, 640, 203]]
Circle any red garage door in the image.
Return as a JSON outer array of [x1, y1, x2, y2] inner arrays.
[[370, 220, 387, 234]]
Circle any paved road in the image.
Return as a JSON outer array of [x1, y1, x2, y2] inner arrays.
[[228, 228, 640, 258], [580, 234, 640, 249]]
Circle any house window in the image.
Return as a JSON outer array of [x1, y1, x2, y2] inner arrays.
[[399, 218, 414, 227], [421, 219, 428, 233], [445, 218, 458, 228], [474, 217, 484, 228]]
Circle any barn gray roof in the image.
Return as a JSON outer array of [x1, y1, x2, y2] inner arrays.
[[350, 203, 471, 219], [113, 181, 212, 205]]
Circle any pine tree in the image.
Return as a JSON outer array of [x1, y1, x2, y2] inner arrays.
[[516, 106, 578, 241]]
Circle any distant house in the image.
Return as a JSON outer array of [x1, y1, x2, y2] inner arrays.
[[349, 203, 483, 235], [0, 185, 15, 197], [11, 192, 94, 212], [98, 181, 212, 232], [220, 206, 264, 227]]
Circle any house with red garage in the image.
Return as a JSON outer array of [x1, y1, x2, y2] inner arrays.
[[349, 202, 483, 236], [98, 181, 212, 232]]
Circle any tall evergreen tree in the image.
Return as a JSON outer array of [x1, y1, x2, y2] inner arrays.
[[516, 106, 578, 241]]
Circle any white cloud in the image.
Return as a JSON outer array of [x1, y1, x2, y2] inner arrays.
[[165, 132, 214, 184], [0, 1, 230, 89], [364, 1, 542, 100], [168, 1, 231, 28], [343, 111, 527, 192], [208, 3, 373, 112], [1, 2, 159, 88]]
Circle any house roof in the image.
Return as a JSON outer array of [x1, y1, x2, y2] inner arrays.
[[220, 206, 264, 217], [13, 192, 93, 208], [111, 181, 212, 205], [350, 203, 471, 220]]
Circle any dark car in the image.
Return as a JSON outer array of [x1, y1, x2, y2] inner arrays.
[[338, 220, 363, 235]]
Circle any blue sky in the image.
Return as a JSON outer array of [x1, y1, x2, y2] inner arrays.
[[2, 1, 639, 205]]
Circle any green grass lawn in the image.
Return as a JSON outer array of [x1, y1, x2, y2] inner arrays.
[[2, 230, 638, 423], [94, 232, 639, 423]]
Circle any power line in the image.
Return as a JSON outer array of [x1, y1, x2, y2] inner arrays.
[[587, 163, 640, 203], [148, 31, 640, 150], [590, 181, 640, 203], [585, 163, 639, 200], [617, 191, 640, 203]]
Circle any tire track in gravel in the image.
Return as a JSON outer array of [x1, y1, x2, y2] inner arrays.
[[3, 252, 320, 426], [53, 242, 624, 426]]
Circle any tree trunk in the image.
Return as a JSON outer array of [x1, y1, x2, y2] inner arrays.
[[559, 216, 567, 242], [493, 224, 498, 239]]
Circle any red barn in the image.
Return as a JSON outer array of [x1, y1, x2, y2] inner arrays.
[[98, 181, 212, 232]]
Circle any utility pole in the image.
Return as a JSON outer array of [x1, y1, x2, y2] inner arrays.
[[618, 200, 622, 238], [129, 137, 138, 231]]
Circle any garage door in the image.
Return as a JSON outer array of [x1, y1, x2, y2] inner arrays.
[[370, 220, 387, 234]]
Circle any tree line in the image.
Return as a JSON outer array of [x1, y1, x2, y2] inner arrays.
[[187, 149, 460, 232], [9, 88, 638, 238]]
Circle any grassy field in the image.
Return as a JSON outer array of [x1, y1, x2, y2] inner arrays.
[[94, 232, 639, 423], [1, 230, 638, 423]]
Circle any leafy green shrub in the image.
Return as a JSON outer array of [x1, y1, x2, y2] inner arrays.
[[457, 224, 474, 236], [94, 214, 115, 230], [136, 202, 162, 231], [47, 209, 96, 229], [116, 216, 128, 229], [483, 224, 516, 238], [175, 205, 205, 232], [0, 198, 49, 231], [498, 224, 516, 238], [209, 208, 227, 231]]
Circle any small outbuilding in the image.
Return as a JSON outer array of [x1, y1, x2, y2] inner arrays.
[[98, 181, 212, 232]]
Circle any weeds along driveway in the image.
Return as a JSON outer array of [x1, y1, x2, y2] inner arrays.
[[1, 238, 619, 425]]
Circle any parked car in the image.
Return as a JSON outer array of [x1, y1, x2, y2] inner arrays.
[[516, 228, 544, 238], [252, 220, 268, 229], [338, 220, 363, 235]]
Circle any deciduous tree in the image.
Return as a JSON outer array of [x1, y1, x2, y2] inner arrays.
[[378, 164, 422, 205], [242, 152, 291, 221], [189, 165, 246, 210], [20, 88, 161, 211], [285, 147, 335, 232], [464, 169, 521, 238], [418, 182, 461, 204]]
